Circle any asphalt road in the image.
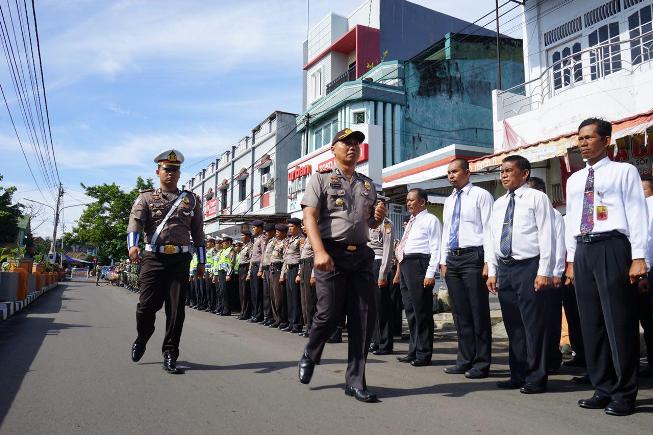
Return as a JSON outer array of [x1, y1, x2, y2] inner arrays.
[[0, 280, 651, 434]]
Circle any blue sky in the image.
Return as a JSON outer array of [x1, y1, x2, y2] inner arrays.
[[0, 0, 507, 236]]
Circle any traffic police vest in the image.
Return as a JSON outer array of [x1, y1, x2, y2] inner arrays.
[[205, 249, 215, 273], [218, 247, 233, 272], [190, 253, 198, 273]]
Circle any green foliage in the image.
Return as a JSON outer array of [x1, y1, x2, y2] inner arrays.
[[64, 177, 154, 264], [0, 174, 22, 244]]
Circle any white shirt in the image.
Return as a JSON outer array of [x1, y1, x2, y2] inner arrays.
[[487, 184, 554, 278], [439, 183, 494, 265], [565, 157, 648, 262], [403, 209, 442, 279], [646, 196, 653, 270], [552, 208, 566, 278]]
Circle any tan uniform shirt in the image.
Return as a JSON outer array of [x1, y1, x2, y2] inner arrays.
[[368, 218, 394, 281], [127, 188, 205, 247], [238, 242, 253, 266], [300, 167, 377, 245], [262, 235, 275, 267], [281, 234, 304, 277], [269, 237, 286, 265], [248, 233, 267, 278]]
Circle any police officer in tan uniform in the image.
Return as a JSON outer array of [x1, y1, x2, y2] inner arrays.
[[127, 149, 205, 374], [298, 224, 316, 337], [297, 128, 386, 403], [269, 224, 288, 329], [368, 214, 394, 355], [261, 223, 276, 326], [247, 220, 266, 323], [281, 217, 304, 333], [237, 230, 253, 320]]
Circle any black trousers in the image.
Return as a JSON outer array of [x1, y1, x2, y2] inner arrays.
[[545, 285, 563, 371], [561, 284, 585, 363], [574, 236, 639, 403], [300, 258, 316, 330], [188, 276, 196, 305], [286, 264, 302, 329], [205, 274, 216, 311], [270, 264, 287, 324], [136, 251, 191, 357], [262, 266, 273, 320], [305, 242, 375, 390], [445, 248, 491, 372], [249, 262, 263, 320], [372, 259, 393, 352], [218, 271, 231, 314], [196, 274, 206, 307], [390, 269, 403, 337], [400, 255, 434, 361], [214, 272, 224, 313], [239, 265, 251, 318], [497, 256, 548, 386]]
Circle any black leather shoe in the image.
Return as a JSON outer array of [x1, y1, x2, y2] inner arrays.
[[264, 319, 274, 326], [291, 327, 303, 333], [497, 379, 524, 389], [578, 395, 611, 409], [131, 342, 145, 362], [520, 383, 546, 394], [369, 344, 379, 353], [570, 374, 591, 385], [220, 312, 231, 316], [345, 385, 378, 403], [397, 355, 415, 363], [465, 368, 489, 379], [162, 352, 180, 374], [269, 322, 280, 328], [298, 352, 315, 384], [444, 365, 469, 374], [604, 401, 634, 416], [563, 357, 586, 368], [280, 325, 292, 332], [410, 359, 431, 367], [327, 332, 342, 344], [372, 349, 393, 356]]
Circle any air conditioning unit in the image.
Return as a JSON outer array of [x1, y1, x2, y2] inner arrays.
[[261, 173, 274, 187]]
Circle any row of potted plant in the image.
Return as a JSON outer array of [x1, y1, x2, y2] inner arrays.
[[0, 247, 63, 302]]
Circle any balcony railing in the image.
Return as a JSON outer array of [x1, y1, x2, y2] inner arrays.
[[326, 66, 356, 95], [497, 29, 653, 120]]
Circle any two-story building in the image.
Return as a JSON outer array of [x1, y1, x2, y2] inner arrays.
[[183, 111, 300, 237], [474, 0, 653, 208]]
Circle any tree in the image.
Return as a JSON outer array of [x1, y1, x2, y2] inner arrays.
[[0, 175, 22, 244], [64, 177, 153, 264]]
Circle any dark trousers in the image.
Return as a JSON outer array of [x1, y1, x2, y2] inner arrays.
[[545, 285, 563, 371], [305, 242, 375, 390], [497, 256, 548, 386], [445, 248, 491, 372], [286, 264, 302, 328], [372, 259, 393, 352], [205, 275, 216, 310], [574, 236, 639, 403], [239, 265, 251, 318], [300, 258, 316, 330], [188, 277, 196, 305], [400, 255, 434, 361], [136, 252, 191, 357], [230, 274, 240, 313], [214, 274, 224, 313], [561, 284, 585, 363], [197, 275, 206, 307], [249, 262, 263, 320], [262, 266, 273, 320], [390, 273, 403, 337], [270, 264, 287, 324], [218, 271, 231, 314], [638, 292, 653, 366]]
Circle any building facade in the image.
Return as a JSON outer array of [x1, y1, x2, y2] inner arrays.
[[476, 0, 653, 208], [183, 111, 300, 237]]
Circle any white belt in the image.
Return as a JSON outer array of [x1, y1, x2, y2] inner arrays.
[[145, 244, 191, 254]]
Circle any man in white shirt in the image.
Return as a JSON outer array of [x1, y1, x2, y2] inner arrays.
[[486, 155, 554, 394], [638, 178, 653, 377], [565, 118, 648, 416], [528, 176, 566, 372], [396, 188, 441, 366], [440, 158, 493, 379]]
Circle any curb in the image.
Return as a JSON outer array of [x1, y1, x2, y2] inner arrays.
[[0, 283, 59, 323]]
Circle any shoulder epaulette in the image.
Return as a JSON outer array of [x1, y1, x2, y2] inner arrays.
[[139, 188, 154, 193], [356, 172, 373, 181], [317, 167, 333, 174]]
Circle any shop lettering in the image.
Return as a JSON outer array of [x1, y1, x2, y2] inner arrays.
[[288, 164, 312, 181]]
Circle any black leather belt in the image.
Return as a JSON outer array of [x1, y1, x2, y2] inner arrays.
[[270, 263, 283, 271], [261, 265, 269, 271], [300, 258, 313, 264], [498, 255, 538, 266], [576, 230, 625, 244], [287, 263, 299, 269], [448, 247, 481, 256], [323, 239, 365, 252], [403, 253, 430, 260], [239, 263, 249, 268]]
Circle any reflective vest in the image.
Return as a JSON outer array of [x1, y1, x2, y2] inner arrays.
[[190, 254, 198, 272], [205, 248, 215, 272], [234, 251, 240, 274], [218, 247, 233, 272], [211, 249, 222, 272]]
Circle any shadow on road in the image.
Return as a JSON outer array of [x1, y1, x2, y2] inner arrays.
[[0, 284, 89, 426]]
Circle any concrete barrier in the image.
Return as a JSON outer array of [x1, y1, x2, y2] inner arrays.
[[0, 283, 59, 322], [0, 272, 18, 301]]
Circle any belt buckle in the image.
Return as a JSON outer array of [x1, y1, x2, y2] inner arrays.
[[163, 244, 177, 254], [346, 245, 357, 252], [580, 235, 592, 243]]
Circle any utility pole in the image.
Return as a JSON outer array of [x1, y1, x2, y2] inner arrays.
[[495, 0, 502, 90], [49, 183, 64, 260]]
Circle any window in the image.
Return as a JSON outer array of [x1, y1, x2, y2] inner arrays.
[[551, 42, 583, 90], [261, 165, 271, 194], [353, 111, 366, 124], [629, 4, 653, 65], [331, 120, 338, 141], [311, 69, 322, 101], [588, 22, 622, 80], [313, 129, 322, 151], [238, 179, 247, 202], [220, 188, 228, 210]]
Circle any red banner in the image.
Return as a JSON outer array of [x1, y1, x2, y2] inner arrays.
[[204, 198, 218, 218]]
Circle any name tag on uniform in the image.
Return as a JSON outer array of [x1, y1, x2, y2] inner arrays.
[[596, 205, 608, 221], [330, 182, 342, 189]]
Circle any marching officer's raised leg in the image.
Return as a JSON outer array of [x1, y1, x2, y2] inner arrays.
[[296, 128, 386, 403], [127, 149, 206, 374]]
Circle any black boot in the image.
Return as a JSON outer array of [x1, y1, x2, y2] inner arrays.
[[162, 351, 180, 374]]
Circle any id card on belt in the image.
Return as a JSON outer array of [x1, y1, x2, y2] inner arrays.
[[596, 205, 608, 221]]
